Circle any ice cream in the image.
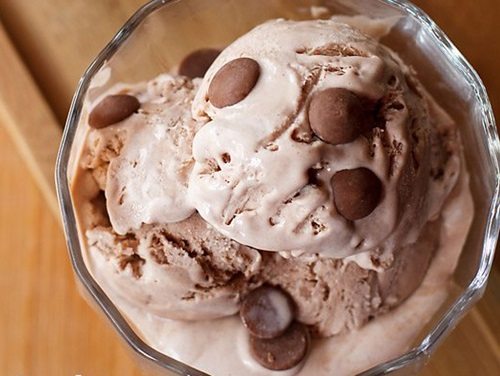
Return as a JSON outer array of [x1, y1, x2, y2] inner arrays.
[[189, 19, 458, 259], [70, 17, 472, 375]]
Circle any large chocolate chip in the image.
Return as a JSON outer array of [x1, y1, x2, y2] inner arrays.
[[240, 285, 294, 339], [88, 94, 140, 129], [308, 88, 367, 145], [208, 57, 260, 108], [179, 48, 221, 79], [331, 168, 382, 220], [249, 322, 309, 371]]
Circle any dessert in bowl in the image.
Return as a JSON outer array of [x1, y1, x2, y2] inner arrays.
[[56, 1, 499, 375]]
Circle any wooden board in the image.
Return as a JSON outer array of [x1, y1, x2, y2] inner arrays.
[[0, 22, 60, 217], [0, 0, 498, 375]]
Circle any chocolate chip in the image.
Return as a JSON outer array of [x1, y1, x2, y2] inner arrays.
[[208, 57, 260, 108], [331, 168, 382, 220], [179, 48, 221, 79], [240, 285, 294, 339], [88, 94, 140, 129], [249, 322, 309, 371], [308, 88, 368, 145]]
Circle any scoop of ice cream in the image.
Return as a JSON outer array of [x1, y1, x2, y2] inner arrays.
[[84, 75, 205, 235], [80, 74, 264, 320], [189, 19, 457, 258], [77, 63, 454, 331], [74, 18, 463, 345], [85, 207, 440, 335], [87, 214, 262, 320], [261, 217, 440, 337]]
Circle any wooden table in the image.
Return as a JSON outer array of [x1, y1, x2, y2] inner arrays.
[[0, 0, 498, 375]]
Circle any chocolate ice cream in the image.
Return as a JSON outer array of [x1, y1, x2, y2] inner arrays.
[[70, 18, 472, 375]]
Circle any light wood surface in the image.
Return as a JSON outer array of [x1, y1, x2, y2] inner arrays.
[[0, 22, 60, 217], [0, 0, 145, 123], [0, 0, 498, 375]]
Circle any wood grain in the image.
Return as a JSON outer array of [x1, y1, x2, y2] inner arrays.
[[412, 0, 500, 119], [0, 0, 144, 123], [0, 0, 498, 375], [0, 22, 60, 217]]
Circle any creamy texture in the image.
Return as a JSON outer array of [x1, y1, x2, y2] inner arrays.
[[89, 162, 472, 375], [105, 77, 199, 233], [189, 19, 456, 258], [86, 215, 262, 320], [78, 76, 263, 319], [69, 17, 474, 376], [85, 75, 203, 234], [74, 60, 459, 334]]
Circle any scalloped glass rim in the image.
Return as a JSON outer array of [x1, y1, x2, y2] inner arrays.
[[55, 0, 500, 375]]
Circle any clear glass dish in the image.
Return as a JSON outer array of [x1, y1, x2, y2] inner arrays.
[[55, 0, 500, 375]]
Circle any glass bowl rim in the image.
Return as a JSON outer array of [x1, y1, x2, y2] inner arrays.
[[55, 0, 500, 374]]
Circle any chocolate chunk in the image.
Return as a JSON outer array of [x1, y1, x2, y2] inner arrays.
[[88, 94, 140, 129], [308, 88, 368, 145], [179, 48, 221, 79], [249, 322, 309, 371], [240, 285, 294, 339], [208, 57, 260, 108], [331, 168, 382, 220]]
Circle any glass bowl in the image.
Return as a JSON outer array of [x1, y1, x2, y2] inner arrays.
[[55, 0, 500, 375]]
